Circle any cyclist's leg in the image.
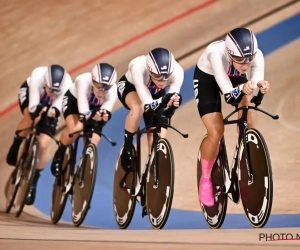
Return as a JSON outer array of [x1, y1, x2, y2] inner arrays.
[[7, 81, 32, 166], [51, 91, 82, 176], [117, 75, 143, 170], [60, 115, 83, 144], [194, 66, 223, 206]]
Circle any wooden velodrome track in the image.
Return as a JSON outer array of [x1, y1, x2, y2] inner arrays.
[[1, 0, 300, 249]]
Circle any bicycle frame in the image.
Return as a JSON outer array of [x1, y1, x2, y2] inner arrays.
[[122, 116, 188, 197], [133, 124, 162, 197], [222, 105, 279, 196], [69, 122, 116, 186]]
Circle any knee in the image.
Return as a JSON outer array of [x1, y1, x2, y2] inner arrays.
[[129, 104, 143, 119], [38, 138, 50, 154], [22, 109, 33, 123], [207, 125, 224, 142], [66, 116, 83, 133]]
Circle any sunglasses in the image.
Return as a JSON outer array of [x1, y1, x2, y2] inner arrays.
[[92, 80, 112, 92], [228, 53, 256, 64], [149, 71, 172, 81], [45, 85, 59, 93]]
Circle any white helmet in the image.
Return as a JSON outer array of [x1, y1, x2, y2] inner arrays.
[[146, 48, 175, 80], [91, 63, 117, 85], [44, 64, 66, 92], [225, 28, 258, 63]]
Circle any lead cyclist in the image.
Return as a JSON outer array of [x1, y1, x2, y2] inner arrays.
[[193, 27, 271, 207]]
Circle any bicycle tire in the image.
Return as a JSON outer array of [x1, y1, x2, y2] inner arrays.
[[5, 139, 29, 213], [5, 168, 20, 213], [146, 138, 174, 230], [197, 135, 228, 229], [72, 143, 98, 227], [239, 128, 273, 228], [113, 144, 138, 229], [51, 145, 74, 224], [14, 136, 39, 218]]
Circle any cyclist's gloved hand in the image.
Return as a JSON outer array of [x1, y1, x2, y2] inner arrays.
[[257, 80, 270, 94], [163, 106, 176, 118], [79, 107, 101, 123], [161, 93, 174, 108], [162, 93, 182, 118], [169, 92, 182, 108], [93, 109, 112, 127], [224, 86, 245, 106], [144, 98, 162, 115], [251, 91, 264, 107], [29, 103, 46, 120], [48, 107, 60, 127], [96, 109, 112, 122]]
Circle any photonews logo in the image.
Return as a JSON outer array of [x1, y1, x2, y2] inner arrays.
[[259, 233, 300, 241]]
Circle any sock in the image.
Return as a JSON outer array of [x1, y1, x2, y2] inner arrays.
[[52, 142, 67, 162], [124, 129, 135, 151], [32, 169, 43, 186], [57, 141, 67, 155], [12, 133, 25, 148], [201, 157, 216, 178]]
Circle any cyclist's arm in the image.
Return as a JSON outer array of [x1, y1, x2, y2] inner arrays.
[[76, 73, 92, 116], [130, 64, 154, 106], [28, 67, 46, 114], [167, 61, 184, 94], [49, 73, 73, 117], [100, 84, 118, 112], [208, 52, 243, 94], [250, 49, 264, 97]]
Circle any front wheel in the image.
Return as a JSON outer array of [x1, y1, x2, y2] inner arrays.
[[146, 138, 174, 230], [5, 168, 20, 213], [71, 143, 98, 227], [239, 128, 273, 228], [14, 136, 39, 218], [5, 141, 28, 213]]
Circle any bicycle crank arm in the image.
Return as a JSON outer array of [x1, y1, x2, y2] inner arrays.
[[120, 172, 130, 188], [130, 177, 142, 197], [63, 175, 74, 194], [120, 171, 141, 197], [223, 166, 232, 193], [228, 174, 240, 204], [141, 206, 148, 218], [131, 174, 147, 207], [214, 186, 225, 201]]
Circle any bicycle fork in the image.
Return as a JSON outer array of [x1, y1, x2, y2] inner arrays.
[[121, 153, 151, 198]]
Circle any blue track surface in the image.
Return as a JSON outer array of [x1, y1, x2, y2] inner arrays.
[[35, 13, 300, 229]]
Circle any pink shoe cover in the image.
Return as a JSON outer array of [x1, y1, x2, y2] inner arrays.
[[199, 177, 214, 207]]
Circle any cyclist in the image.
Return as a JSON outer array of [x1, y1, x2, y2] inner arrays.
[[193, 28, 271, 207], [117, 47, 184, 172], [51, 63, 118, 177], [6, 64, 72, 205]]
